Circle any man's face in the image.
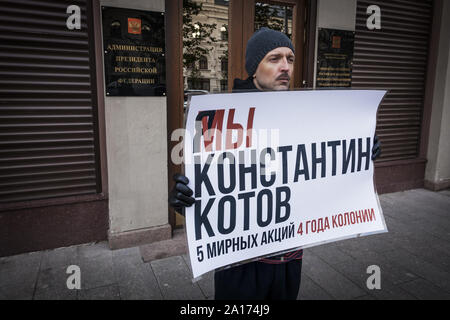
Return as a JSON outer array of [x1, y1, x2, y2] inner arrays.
[[253, 47, 295, 91]]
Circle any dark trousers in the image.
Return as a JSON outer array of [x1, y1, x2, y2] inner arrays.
[[214, 259, 302, 300]]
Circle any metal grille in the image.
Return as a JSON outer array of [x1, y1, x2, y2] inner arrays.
[[0, 0, 101, 203], [352, 0, 433, 162]]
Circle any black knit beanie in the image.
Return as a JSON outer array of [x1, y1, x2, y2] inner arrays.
[[245, 27, 295, 77]]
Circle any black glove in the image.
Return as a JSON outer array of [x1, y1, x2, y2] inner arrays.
[[168, 173, 195, 216], [372, 135, 381, 160]]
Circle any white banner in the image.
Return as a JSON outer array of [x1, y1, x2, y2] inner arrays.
[[184, 90, 388, 278]]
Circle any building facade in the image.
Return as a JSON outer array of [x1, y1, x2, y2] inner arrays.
[[0, 0, 449, 256], [183, 0, 229, 93]]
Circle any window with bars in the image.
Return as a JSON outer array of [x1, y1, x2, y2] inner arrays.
[[0, 0, 102, 204], [352, 0, 433, 162]]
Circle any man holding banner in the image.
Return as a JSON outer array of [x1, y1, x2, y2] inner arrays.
[[169, 28, 382, 300]]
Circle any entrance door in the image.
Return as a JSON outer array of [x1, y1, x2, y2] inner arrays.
[[169, 0, 314, 228], [228, 0, 307, 89]]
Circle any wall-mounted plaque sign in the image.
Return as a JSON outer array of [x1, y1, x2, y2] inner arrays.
[[316, 28, 354, 88], [102, 6, 166, 96]]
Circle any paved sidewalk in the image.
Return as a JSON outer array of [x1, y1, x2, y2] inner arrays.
[[1, 188, 450, 300]]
